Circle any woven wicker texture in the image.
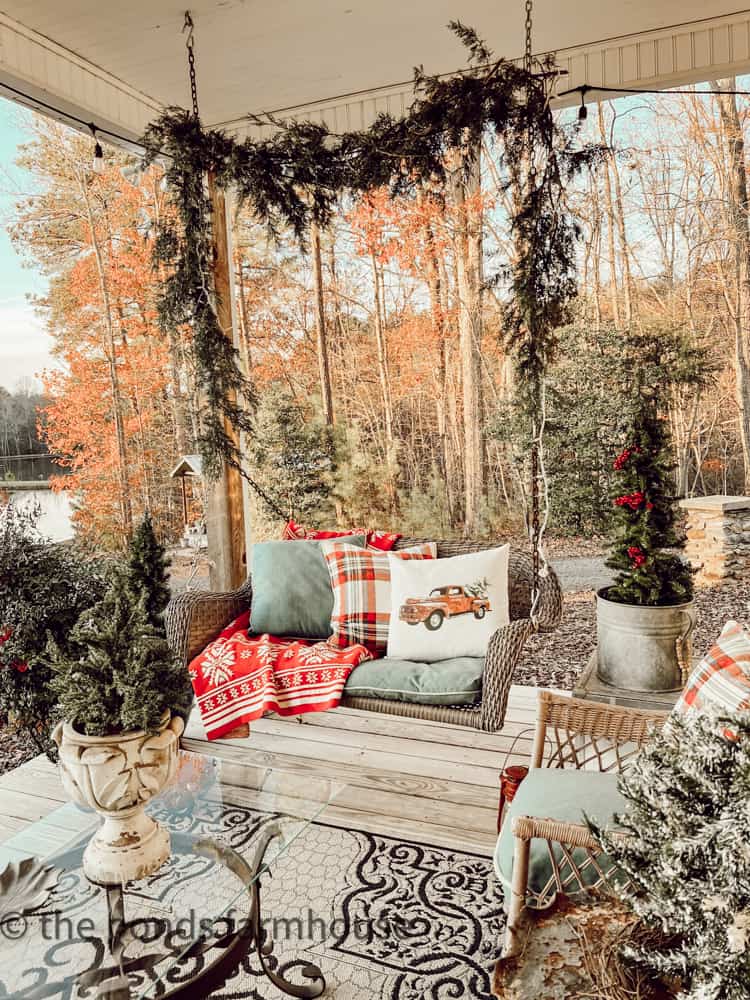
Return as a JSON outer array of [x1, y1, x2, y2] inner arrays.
[[503, 691, 668, 958], [164, 540, 563, 733]]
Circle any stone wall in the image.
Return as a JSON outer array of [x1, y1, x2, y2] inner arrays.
[[679, 496, 750, 585]]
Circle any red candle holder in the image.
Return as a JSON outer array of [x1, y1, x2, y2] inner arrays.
[[497, 764, 529, 833]]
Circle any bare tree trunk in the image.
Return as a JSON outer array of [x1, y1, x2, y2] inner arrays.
[[166, 324, 190, 455], [371, 253, 394, 448], [310, 220, 334, 426], [715, 79, 750, 490], [423, 209, 454, 522], [597, 104, 621, 327], [609, 130, 635, 325], [79, 175, 133, 542], [449, 140, 484, 536]]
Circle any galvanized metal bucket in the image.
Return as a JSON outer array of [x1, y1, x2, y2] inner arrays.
[[596, 589, 696, 693]]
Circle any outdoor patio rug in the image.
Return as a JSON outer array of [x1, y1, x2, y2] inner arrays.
[[39, 800, 506, 999]]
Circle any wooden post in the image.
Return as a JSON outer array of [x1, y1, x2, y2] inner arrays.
[[205, 175, 247, 591]]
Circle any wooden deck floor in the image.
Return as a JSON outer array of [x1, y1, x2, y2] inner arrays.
[[0, 685, 557, 859]]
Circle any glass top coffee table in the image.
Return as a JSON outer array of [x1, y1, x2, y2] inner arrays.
[[0, 751, 345, 999]]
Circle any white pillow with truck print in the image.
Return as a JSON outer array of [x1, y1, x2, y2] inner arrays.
[[386, 545, 510, 662]]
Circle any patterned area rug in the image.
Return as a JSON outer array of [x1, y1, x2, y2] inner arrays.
[[14, 800, 506, 999]]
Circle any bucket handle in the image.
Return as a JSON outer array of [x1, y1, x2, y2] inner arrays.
[[675, 607, 696, 687]]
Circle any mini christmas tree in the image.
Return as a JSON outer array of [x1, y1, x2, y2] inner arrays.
[[605, 396, 693, 607], [127, 511, 171, 628], [592, 710, 750, 999], [48, 569, 193, 736]]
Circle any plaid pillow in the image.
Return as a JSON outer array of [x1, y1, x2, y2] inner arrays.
[[324, 542, 436, 655], [674, 621, 750, 720]]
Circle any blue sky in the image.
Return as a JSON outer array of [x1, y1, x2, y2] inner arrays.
[[0, 97, 51, 392]]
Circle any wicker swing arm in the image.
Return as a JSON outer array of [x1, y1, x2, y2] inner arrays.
[[165, 538, 563, 734]]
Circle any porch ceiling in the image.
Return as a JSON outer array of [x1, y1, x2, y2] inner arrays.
[[1, 1, 750, 145]]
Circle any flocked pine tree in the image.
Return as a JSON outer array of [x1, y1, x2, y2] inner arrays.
[[605, 393, 694, 607], [48, 568, 193, 736], [127, 511, 171, 628], [591, 710, 750, 1000]]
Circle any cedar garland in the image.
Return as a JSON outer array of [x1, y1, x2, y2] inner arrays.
[[142, 23, 602, 484]]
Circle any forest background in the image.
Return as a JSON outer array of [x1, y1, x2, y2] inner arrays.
[[2, 79, 750, 550]]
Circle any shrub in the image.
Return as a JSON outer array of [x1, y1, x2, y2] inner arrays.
[[48, 567, 193, 737], [0, 502, 109, 756], [592, 711, 750, 999]]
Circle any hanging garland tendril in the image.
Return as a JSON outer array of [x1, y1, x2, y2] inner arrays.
[[142, 23, 603, 493]]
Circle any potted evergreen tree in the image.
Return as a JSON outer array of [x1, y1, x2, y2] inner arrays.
[[48, 515, 193, 885], [597, 398, 695, 692]]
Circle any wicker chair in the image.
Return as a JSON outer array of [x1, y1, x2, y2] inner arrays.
[[502, 690, 669, 957], [165, 537, 563, 733]]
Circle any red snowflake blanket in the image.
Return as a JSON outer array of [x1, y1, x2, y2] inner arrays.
[[188, 611, 373, 740]]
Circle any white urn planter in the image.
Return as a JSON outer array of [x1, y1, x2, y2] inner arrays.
[[52, 711, 184, 885]]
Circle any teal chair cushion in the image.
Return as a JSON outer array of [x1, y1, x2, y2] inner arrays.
[[344, 656, 483, 706], [250, 536, 366, 640], [494, 768, 628, 908]]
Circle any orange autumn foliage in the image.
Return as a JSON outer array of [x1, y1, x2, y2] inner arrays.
[[15, 122, 188, 549]]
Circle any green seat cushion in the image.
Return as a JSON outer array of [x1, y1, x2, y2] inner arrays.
[[343, 656, 483, 706], [250, 537, 365, 640], [494, 769, 627, 909]]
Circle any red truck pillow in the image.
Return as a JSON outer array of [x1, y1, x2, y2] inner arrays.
[[386, 546, 510, 661]]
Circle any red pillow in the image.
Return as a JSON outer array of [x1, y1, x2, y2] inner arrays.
[[282, 520, 401, 551]]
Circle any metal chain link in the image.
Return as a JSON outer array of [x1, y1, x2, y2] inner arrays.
[[524, 0, 533, 76], [522, 0, 543, 622], [183, 11, 200, 118]]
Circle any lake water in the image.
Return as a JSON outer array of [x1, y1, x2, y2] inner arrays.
[[7, 489, 74, 542]]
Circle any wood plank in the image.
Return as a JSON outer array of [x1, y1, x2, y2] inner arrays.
[[218, 761, 497, 836], [0, 787, 66, 825], [0, 687, 548, 861], [222, 784, 495, 855], [249, 717, 532, 769], [183, 738, 506, 809], [201, 730, 504, 788], [0, 765, 67, 802], [288, 707, 536, 748], [205, 174, 245, 592]]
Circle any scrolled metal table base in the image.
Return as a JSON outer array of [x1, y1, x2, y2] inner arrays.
[[0, 825, 326, 1000]]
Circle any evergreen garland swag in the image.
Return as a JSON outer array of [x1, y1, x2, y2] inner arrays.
[[142, 23, 603, 488]]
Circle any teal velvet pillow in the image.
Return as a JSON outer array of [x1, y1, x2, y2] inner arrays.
[[250, 537, 366, 639]]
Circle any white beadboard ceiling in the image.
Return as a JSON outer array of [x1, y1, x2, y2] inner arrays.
[[1, 1, 750, 142]]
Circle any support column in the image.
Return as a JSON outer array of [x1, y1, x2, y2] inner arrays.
[[205, 176, 247, 591], [679, 495, 750, 585]]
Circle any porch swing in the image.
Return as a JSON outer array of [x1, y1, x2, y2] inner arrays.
[[163, 0, 565, 734]]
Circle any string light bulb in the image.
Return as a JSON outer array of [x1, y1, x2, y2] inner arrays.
[[578, 86, 588, 121], [89, 123, 104, 174]]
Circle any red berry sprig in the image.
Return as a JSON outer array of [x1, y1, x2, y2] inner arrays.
[[613, 445, 642, 471], [627, 546, 647, 568]]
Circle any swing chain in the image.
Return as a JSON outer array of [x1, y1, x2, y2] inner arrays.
[[524, 0, 533, 76], [522, 0, 544, 625], [183, 11, 200, 118]]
